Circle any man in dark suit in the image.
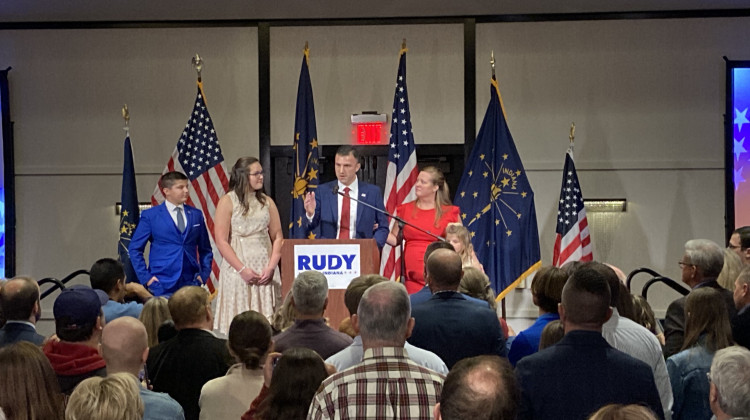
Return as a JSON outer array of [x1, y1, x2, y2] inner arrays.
[[732, 266, 750, 348], [146, 286, 232, 420], [664, 239, 737, 357], [0, 276, 45, 347], [515, 265, 663, 420], [728, 226, 750, 265], [129, 171, 213, 297], [407, 248, 505, 369], [302, 145, 389, 247]]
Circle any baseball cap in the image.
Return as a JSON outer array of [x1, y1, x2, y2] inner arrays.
[[53, 285, 108, 329]]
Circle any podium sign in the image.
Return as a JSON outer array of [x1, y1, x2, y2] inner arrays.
[[293, 244, 361, 289]]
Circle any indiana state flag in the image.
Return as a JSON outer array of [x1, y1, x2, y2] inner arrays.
[[119, 135, 140, 284], [454, 78, 541, 300], [289, 46, 320, 239]]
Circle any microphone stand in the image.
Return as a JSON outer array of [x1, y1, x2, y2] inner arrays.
[[336, 190, 445, 284]]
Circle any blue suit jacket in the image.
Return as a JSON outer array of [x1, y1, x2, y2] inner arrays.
[[408, 291, 506, 369], [0, 322, 45, 347], [129, 202, 213, 296], [304, 180, 389, 248], [515, 330, 664, 420]]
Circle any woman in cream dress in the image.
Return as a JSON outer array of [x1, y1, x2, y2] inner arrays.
[[213, 157, 282, 333]]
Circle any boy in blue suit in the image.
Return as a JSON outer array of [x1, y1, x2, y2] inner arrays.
[[129, 171, 213, 297], [302, 145, 389, 248]]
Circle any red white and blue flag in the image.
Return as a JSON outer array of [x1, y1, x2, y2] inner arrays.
[[552, 146, 592, 267], [381, 46, 418, 281], [151, 82, 229, 293]]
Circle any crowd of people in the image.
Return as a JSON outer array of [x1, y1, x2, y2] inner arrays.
[[1, 147, 750, 419]]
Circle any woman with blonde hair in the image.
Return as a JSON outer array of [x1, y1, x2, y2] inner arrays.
[[0, 341, 64, 420], [65, 372, 144, 420], [717, 247, 743, 290], [387, 166, 460, 293], [667, 288, 734, 420], [587, 404, 659, 420], [445, 223, 484, 272], [139, 296, 171, 348]]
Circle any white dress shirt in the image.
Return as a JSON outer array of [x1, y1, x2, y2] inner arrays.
[[336, 178, 358, 239], [164, 201, 186, 229]]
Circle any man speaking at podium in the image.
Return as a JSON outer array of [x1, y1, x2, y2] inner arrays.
[[303, 145, 389, 248]]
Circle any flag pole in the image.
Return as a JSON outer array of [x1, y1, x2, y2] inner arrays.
[[191, 54, 203, 83], [491, 50, 496, 80], [122, 104, 130, 135], [491, 50, 508, 321], [569, 122, 575, 154]]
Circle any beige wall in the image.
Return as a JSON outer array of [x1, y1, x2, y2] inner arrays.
[[1, 17, 746, 321]]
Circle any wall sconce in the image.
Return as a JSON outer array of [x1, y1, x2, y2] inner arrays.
[[115, 202, 154, 215], [584, 199, 627, 213]]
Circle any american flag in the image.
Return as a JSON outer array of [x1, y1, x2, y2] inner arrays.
[[151, 82, 229, 293], [380, 46, 418, 281], [552, 146, 592, 267]]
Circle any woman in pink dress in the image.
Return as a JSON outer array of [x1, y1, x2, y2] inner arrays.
[[387, 166, 460, 294]]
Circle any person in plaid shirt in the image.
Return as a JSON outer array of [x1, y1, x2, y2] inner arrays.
[[307, 281, 444, 420]]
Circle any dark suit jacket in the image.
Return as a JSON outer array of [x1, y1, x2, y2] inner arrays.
[[732, 306, 750, 349], [0, 322, 45, 347], [663, 279, 737, 358], [515, 330, 664, 420], [129, 202, 213, 296], [407, 291, 506, 369], [146, 329, 232, 420], [304, 180, 389, 248]]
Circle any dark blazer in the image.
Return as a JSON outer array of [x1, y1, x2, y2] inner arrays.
[[407, 291, 506, 369], [515, 330, 664, 420], [146, 329, 232, 420], [0, 322, 45, 347], [663, 279, 737, 358], [304, 180, 389, 248], [129, 202, 213, 296], [732, 306, 750, 349]]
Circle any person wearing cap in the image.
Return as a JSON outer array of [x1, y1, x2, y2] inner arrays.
[[43, 285, 109, 395]]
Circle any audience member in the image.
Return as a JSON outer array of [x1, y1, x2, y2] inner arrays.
[[507, 266, 567, 366], [273, 271, 352, 359], [728, 225, 750, 265], [434, 355, 519, 420], [587, 404, 659, 420], [667, 288, 733, 420], [248, 348, 329, 420], [309, 282, 445, 419], [409, 241, 455, 306], [631, 295, 665, 346], [708, 346, 750, 420], [458, 267, 513, 339], [718, 248, 743, 291], [200, 311, 270, 420], [146, 286, 232, 420], [0, 276, 45, 347], [0, 341, 64, 420], [538, 320, 564, 351], [731, 266, 750, 348], [139, 296, 171, 348], [664, 239, 736, 358], [326, 274, 447, 374], [158, 319, 178, 343], [593, 262, 673, 420], [409, 249, 506, 368], [101, 316, 184, 420], [65, 372, 144, 420], [270, 291, 295, 334], [515, 265, 663, 419], [43, 286, 108, 395], [90, 258, 152, 322]]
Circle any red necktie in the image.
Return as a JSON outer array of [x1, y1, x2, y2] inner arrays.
[[339, 186, 351, 239]]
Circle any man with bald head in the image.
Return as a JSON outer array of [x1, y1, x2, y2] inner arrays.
[[0, 276, 45, 346], [101, 317, 184, 420], [407, 248, 506, 369]]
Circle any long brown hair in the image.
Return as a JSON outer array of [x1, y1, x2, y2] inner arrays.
[[139, 297, 171, 348], [682, 288, 733, 352], [418, 166, 451, 227], [229, 156, 266, 214], [0, 341, 65, 420]]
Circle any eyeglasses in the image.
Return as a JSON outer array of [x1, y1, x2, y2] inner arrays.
[[678, 261, 695, 269], [728, 244, 742, 250], [249, 171, 264, 177]]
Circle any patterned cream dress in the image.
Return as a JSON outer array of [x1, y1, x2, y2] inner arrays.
[[214, 191, 280, 334]]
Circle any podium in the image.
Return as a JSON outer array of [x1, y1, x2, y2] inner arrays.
[[281, 238, 380, 330]]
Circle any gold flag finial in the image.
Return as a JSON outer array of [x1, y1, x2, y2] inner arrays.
[[304, 42, 310, 62], [400, 38, 408, 55], [122, 104, 130, 133], [569, 122, 576, 144], [191, 54, 203, 82], [491, 50, 496, 79]]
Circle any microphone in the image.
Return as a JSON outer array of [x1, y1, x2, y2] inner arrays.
[[332, 185, 339, 196]]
